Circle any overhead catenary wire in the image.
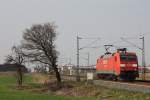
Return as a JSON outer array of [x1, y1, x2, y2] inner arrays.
[[76, 35, 101, 81], [79, 38, 101, 50], [120, 37, 142, 50]]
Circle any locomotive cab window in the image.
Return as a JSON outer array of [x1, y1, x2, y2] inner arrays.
[[120, 55, 137, 61]]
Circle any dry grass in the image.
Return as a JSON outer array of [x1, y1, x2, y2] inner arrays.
[[31, 73, 52, 84], [0, 72, 16, 76], [55, 83, 102, 97]]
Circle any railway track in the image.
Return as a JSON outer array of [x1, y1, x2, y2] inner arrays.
[[124, 80, 150, 86], [94, 79, 150, 93], [61, 74, 150, 93]]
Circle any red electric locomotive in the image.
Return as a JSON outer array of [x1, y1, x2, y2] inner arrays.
[[96, 48, 139, 81]]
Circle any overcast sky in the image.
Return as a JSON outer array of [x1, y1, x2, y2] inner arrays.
[[0, 0, 150, 66]]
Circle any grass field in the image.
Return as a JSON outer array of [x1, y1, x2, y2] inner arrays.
[[0, 73, 150, 100], [0, 74, 94, 100]]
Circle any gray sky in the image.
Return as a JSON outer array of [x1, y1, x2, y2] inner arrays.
[[0, 0, 150, 65]]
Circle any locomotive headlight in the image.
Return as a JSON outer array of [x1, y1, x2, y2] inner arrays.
[[120, 64, 125, 67], [132, 64, 137, 67]]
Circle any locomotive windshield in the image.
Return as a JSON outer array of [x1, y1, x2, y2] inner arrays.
[[120, 55, 137, 61]]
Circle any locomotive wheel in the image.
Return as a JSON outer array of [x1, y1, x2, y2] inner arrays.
[[113, 75, 118, 81], [97, 74, 118, 81], [121, 75, 136, 81]]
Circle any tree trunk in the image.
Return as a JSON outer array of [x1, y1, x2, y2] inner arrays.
[[17, 66, 23, 86], [53, 65, 61, 87], [54, 67, 61, 83]]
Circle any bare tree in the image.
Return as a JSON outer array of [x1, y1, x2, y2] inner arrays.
[[34, 64, 48, 73], [5, 46, 25, 86], [22, 23, 61, 85]]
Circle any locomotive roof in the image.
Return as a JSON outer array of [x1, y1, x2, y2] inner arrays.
[[100, 51, 136, 59], [119, 52, 136, 55]]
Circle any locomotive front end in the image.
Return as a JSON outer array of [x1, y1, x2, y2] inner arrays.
[[119, 53, 139, 80]]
